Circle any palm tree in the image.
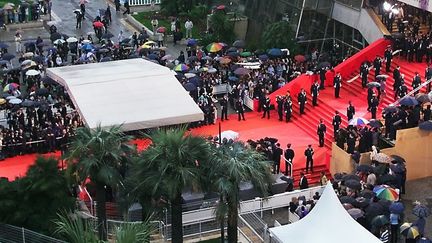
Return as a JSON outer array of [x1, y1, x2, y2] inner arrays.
[[65, 125, 134, 241], [129, 128, 212, 243], [208, 142, 274, 243]]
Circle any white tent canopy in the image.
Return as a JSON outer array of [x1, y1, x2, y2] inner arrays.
[[46, 59, 203, 131], [269, 183, 382, 243]]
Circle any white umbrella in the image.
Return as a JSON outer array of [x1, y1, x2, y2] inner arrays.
[[6, 96, 16, 100], [185, 73, 196, 79], [348, 117, 369, 126], [219, 130, 239, 141], [23, 52, 34, 58], [66, 37, 78, 43], [21, 59, 32, 66], [373, 153, 391, 164], [53, 39, 65, 45], [82, 39, 91, 44], [9, 98, 22, 105], [26, 69, 41, 76], [208, 68, 217, 73]]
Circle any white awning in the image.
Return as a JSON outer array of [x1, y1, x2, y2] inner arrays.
[[269, 183, 382, 243], [46, 59, 203, 131]]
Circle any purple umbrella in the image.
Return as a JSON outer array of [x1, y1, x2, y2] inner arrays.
[[234, 67, 251, 76]]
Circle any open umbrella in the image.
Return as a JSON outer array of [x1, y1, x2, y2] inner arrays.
[[0, 60, 8, 65], [41, 76, 56, 85], [25, 69, 40, 76], [371, 215, 390, 227], [1, 53, 15, 61], [413, 204, 430, 218], [356, 164, 374, 173], [156, 26, 166, 33], [415, 93, 431, 103], [389, 201, 405, 214], [53, 39, 65, 45], [228, 76, 239, 82], [342, 174, 360, 182], [233, 40, 245, 48], [9, 98, 22, 105], [340, 196, 356, 204], [219, 57, 231, 65], [3, 83, 19, 92], [183, 82, 197, 91], [184, 73, 196, 79], [400, 96, 419, 106], [348, 208, 364, 220], [343, 203, 354, 210], [419, 238, 432, 243], [147, 53, 159, 60], [360, 190, 375, 199], [258, 54, 269, 61], [367, 82, 381, 88], [365, 202, 385, 220], [294, 55, 306, 62], [419, 121, 432, 131], [66, 37, 78, 43], [161, 54, 173, 61], [267, 48, 282, 57], [234, 67, 251, 76], [207, 43, 223, 53], [348, 117, 369, 126], [377, 174, 397, 185], [173, 64, 189, 72], [32, 55, 45, 64], [345, 179, 362, 190], [0, 98, 6, 105], [186, 39, 197, 47], [400, 223, 420, 239], [354, 197, 370, 208], [372, 153, 391, 164], [390, 155, 405, 164], [35, 88, 49, 96], [368, 119, 383, 128], [20, 99, 35, 107], [220, 130, 239, 140], [240, 51, 252, 57], [93, 21, 104, 28], [0, 42, 9, 49], [383, 105, 399, 114], [390, 163, 406, 174], [317, 61, 331, 69], [373, 185, 399, 201], [376, 74, 389, 79], [280, 175, 293, 184]]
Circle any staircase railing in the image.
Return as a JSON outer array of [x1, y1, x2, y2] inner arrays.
[[283, 157, 293, 178], [0, 224, 66, 243], [238, 215, 264, 242], [390, 78, 432, 106]]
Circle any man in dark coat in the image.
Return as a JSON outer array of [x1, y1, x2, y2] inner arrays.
[[304, 144, 314, 173], [317, 119, 326, 147], [272, 143, 283, 174], [384, 47, 392, 72], [236, 99, 245, 121], [262, 96, 271, 119], [284, 96, 292, 122], [284, 143, 295, 176], [373, 55, 382, 77], [347, 101, 355, 121], [310, 80, 320, 106], [298, 88, 307, 115], [412, 72, 421, 95], [393, 66, 401, 92], [220, 95, 229, 121], [319, 67, 326, 90], [276, 96, 284, 121], [333, 73, 342, 98], [370, 95, 379, 119], [299, 172, 309, 189], [360, 62, 369, 88], [332, 111, 342, 139]]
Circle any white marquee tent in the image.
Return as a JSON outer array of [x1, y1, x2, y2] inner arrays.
[[269, 183, 382, 243], [46, 59, 203, 131]]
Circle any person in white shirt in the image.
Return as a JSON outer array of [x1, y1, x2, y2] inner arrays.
[[55, 54, 62, 66], [185, 19, 193, 38], [118, 30, 124, 43]]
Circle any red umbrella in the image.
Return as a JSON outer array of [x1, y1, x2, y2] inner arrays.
[[216, 5, 226, 10], [157, 26, 166, 33], [294, 55, 306, 62], [93, 21, 104, 28]]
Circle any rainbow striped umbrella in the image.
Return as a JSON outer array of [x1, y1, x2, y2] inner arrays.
[[400, 223, 420, 239], [206, 42, 223, 53], [373, 185, 399, 201], [348, 117, 369, 126], [173, 64, 189, 72]]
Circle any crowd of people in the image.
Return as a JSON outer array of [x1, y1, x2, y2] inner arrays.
[[0, 0, 51, 28]]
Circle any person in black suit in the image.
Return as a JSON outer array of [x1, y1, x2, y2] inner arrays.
[[298, 88, 307, 115], [384, 47, 392, 72], [319, 67, 326, 90], [393, 66, 401, 92], [262, 96, 271, 119], [272, 143, 283, 174], [235, 99, 245, 121], [284, 96, 293, 122], [412, 72, 421, 95], [220, 95, 229, 121], [299, 172, 309, 189], [360, 62, 369, 88], [284, 143, 295, 176], [333, 73, 342, 98], [276, 96, 284, 121], [347, 101, 355, 121], [425, 64, 432, 92], [304, 144, 314, 173], [317, 119, 326, 147], [373, 55, 382, 77], [332, 111, 342, 139], [310, 80, 320, 106], [370, 95, 379, 119], [423, 105, 431, 121]]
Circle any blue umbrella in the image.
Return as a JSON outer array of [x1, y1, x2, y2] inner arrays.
[[419, 121, 432, 131], [147, 53, 158, 60], [267, 48, 282, 57], [400, 96, 419, 106], [23, 41, 35, 47], [389, 201, 405, 214], [46, 47, 57, 54], [227, 52, 239, 57], [258, 54, 269, 61], [81, 43, 94, 51], [187, 39, 197, 46], [413, 204, 430, 218], [1, 53, 15, 61], [32, 56, 45, 63], [183, 82, 197, 91], [419, 237, 432, 243], [189, 76, 202, 86], [0, 43, 9, 49], [228, 76, 239, 82], [0, 60, 8, 65]]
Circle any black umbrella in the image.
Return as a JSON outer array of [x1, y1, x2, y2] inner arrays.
[[41, 76, 56, 85], [357, 164, 374, 173], [342, 174, 360, 182], [121, 38, 131, 44], [32, 55, 44, 63], [227, 52, 239, 57], [340, 196, 356, 204], [367, 82, 381, 88], [98, 48, 110, 53], [101, 33, 114, 39], [369, 119, 383, 128], [374, 164, 388, 175], [360, 190, 375, 199], [233, 40, 245, 48], [188, 56, 198, 62], [354, 197, 370, 208], [35, 88, 49, 96], [365, 203, 385, 220], [376, 174, 397, 186], [0, 43, 9, 49], [50, 32, 62, 42], [419, 121, 432, 131], [345, 179, 362, 190], [383, 106, 399, 114], [415, 93, 431, 103], [227, 47, 237, 53], [183, 82, 197, 91], [20, 99, 35, 107], [1, 53, 15, 61], [23, 41, 35, 47], [371, 214, 389, 227], [317, 61, 331, 69], [390, 163, 406, 174], [390, 155, 406, 164], [333, 172, 346, 181], [400, 96, 419, 106]]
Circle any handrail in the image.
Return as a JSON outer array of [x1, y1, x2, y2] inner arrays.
[[296, 37, 361, 52], [283, 157, 293, 177], [365, 8, 391, 36], [238, 227, 253, 243], [390, 78, 432, 106], [238, 215, 264, 242]]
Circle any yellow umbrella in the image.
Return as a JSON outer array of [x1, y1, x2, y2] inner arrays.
[[144, 41, 156, 45], [140, 44, 152, 49], [0, 98, 6, 105], [400, 223, 420, 239]]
